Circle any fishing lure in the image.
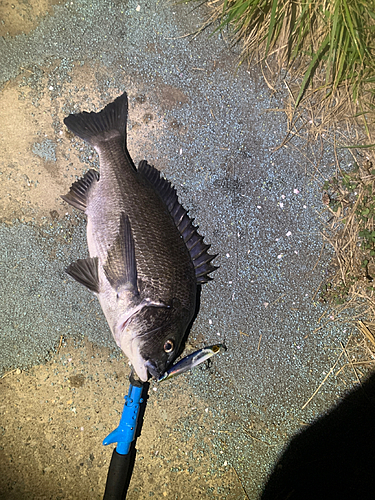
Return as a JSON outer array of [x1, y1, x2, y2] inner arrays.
[[158, 344, 226, 381]]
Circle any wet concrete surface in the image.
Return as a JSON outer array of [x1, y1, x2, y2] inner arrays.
[[0, 0, 369, 498]]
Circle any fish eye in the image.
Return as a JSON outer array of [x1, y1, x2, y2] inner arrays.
[[164, 340, 174, 353]]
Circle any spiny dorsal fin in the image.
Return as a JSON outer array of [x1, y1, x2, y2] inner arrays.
[[138, 160, 177, 210], [66, 257, 99, 293], [138, 160, 218, 283], [61, 169, 99, 211], [63, 93, 128, 152], [103, 213, 139, 297]]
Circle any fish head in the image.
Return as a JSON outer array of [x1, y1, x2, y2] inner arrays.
[[119, 303, 190, 382]]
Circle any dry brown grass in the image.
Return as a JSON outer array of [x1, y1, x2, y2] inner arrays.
[[199, 0, 375, 107], [320, 159, 375, 301], [188, 0, 375, 142], [314, 154, 375, 372]]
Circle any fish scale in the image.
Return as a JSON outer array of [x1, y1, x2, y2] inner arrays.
[[62, 92, 217, 381], [94, 151, 187, 282]]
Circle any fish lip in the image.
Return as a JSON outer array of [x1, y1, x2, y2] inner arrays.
[[131, 358, 149, 382], [145, 360, 165, 380]]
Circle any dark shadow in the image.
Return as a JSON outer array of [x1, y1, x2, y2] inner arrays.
[[261, 371, 375, 500]]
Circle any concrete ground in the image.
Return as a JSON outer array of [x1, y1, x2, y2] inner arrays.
[[1, 0, 372, 499]]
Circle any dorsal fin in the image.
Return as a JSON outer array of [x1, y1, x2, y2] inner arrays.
[[138, 160, 218, 283]]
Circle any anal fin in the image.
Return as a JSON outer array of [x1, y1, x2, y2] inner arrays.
[[61, 169, 99, 211], [66, 257, 100, 293]]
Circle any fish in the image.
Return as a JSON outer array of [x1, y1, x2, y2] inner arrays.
[[157, 344, 226, 381], [61, 92, 217, 382]]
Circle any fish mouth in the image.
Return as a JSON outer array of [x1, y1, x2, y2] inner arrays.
[[145, 360, 165, 380]]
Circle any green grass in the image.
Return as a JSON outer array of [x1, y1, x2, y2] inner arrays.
[[197, 0, 375, 109]]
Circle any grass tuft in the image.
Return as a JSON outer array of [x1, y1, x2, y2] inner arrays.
[[194, 0, 375, 111]]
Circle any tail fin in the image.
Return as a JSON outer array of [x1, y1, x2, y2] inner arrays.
[[63, 92, 128, 151]]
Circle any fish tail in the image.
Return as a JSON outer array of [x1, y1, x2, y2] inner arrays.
[[63, 92, 128, 151]]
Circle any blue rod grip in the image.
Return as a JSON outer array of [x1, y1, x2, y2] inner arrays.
[[103, 383, 143, 455]]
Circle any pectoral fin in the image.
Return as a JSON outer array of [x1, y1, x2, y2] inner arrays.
[[103, 213, 138, 297], [66, 257, 99, 293]]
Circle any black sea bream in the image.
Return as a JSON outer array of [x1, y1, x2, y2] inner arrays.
[[62, 92, 217, 381]]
